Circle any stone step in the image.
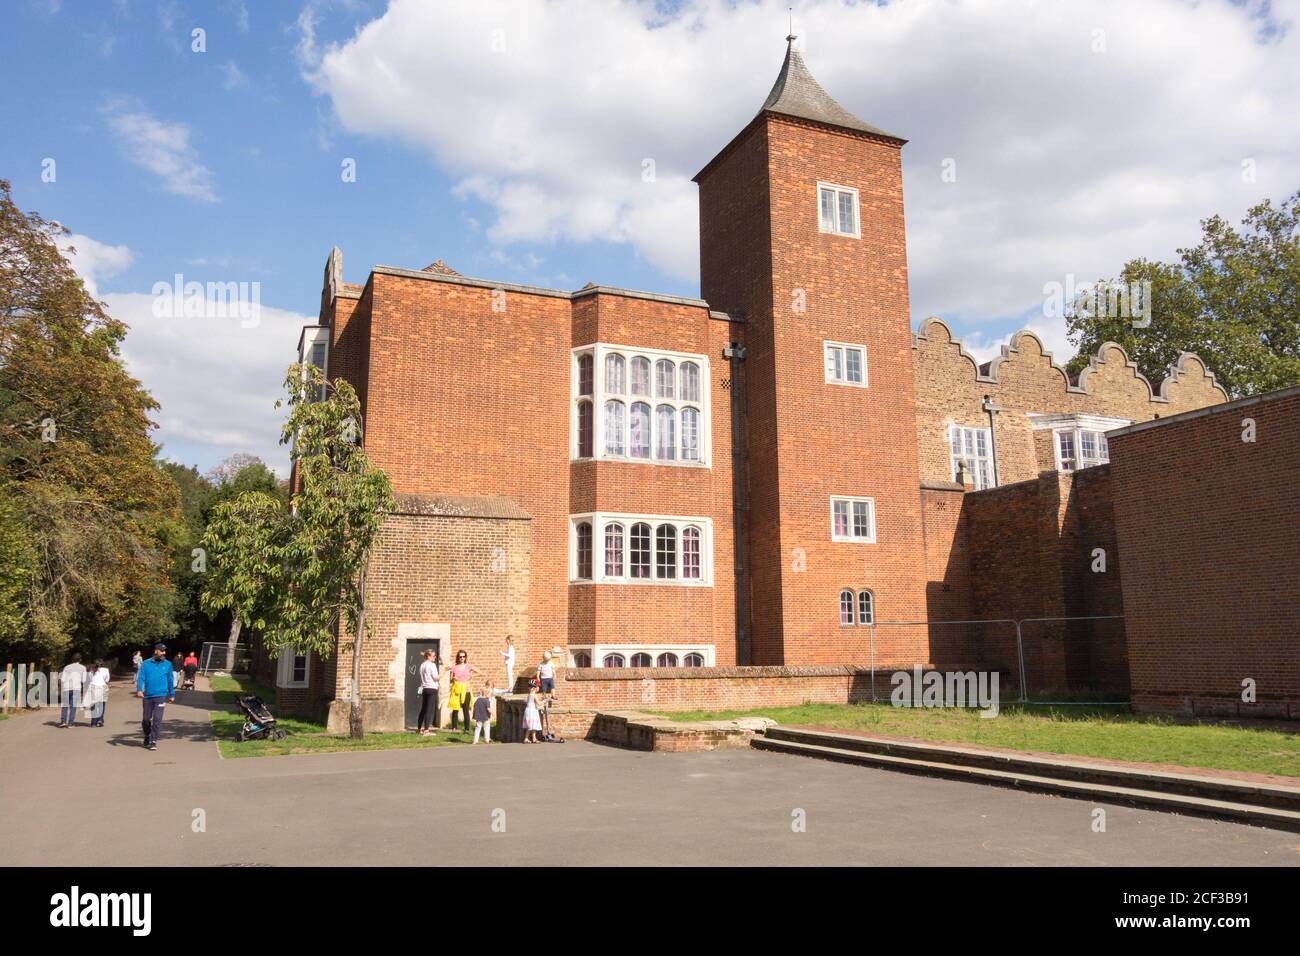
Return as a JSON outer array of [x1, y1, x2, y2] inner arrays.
[[762, 726, 1300, 811], [751, 736, 1300, 832]]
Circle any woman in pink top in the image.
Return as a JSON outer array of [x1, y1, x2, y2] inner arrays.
[[447, 650, 482, 734]]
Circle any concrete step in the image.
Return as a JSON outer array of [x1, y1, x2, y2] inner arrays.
[[762, 726, 1300, 812], [751, 736, 1300, 832]]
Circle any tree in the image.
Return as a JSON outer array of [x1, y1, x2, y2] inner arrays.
[[199, 364, 393, 737], [0, 179, 180, 663], [1066, 191, 1300, 399]]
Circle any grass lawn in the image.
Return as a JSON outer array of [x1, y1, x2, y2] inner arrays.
[[655, 702, 1300, 779], [207, 674, 491, 758]]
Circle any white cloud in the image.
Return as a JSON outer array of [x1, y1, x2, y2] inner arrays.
[[103, 101, 219, 202], [300, 0, 1300, 358], [221, 60, 249, 90], [58, 233, 133, 298]]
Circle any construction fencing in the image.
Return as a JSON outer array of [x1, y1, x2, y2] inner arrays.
[[865, 615, 1128, 704]]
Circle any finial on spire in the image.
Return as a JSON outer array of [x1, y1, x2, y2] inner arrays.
[[786, 7, 796, 45]]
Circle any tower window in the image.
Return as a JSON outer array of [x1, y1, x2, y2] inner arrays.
[[830, 496, 876, 543], [824, 341, 867, 386], [817, 182, 860, 238]]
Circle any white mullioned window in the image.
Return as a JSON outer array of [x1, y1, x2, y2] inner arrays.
[[817, 181, 860, 238], [1055, 428, 1110, 471], [824, 341, 868, 387], [830, 496, 876, 543], [277, 648, 309, 688], [949, 425, 994, 490], [569, 644, 715, 668], [570, 513, 713, 586], [572, 345, 710, 466]]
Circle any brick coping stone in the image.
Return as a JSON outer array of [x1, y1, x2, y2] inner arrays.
[[793, 724, 1300, 791]]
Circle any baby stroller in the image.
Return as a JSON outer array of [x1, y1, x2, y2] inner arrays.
[[237, 694, 286, 742], [182, 662, 197, 691]]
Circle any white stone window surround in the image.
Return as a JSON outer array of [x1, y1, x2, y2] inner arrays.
[[949, 424, 995, 490], [1028, 413, 1130, 472], [829, 495, 877, 543], [824, 340, 869, 387], [570, 343, 711, 468], [817, 181, 861, 238], [569, 512, 713, 586], [299, 325, 330, 402], [567, 644, 716, 668]]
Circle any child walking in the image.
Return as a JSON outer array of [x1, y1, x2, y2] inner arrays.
[[472, 688, 492, 744]]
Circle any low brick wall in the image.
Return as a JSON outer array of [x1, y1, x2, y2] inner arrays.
[[494, 696, 764, 751], [555, 664, 914, 711]]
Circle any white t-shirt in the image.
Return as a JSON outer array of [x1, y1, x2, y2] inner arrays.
[[502, 645, 516, 666], [87, 667, 109, 702], [538, 660, 554, 679], [418, 660, 439, 689], [60, 663, 87, 692]]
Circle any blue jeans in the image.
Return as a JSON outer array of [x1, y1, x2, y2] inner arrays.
[[141, 696, 167, 745], [60, 690, 81, 725]]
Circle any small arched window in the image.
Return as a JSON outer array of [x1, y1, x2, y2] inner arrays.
[[858, 590, 874, 625], [630, 653, 652, 668], [577, 353, 593, 396], [573, 651, 592, 668], [604, 522, 624, 577], [577, 400, 593, 458], [575, 523, 593, 580], [655, 405, 676, 460], [630, 356, 651, 396], [629, 523, 652, 579], [680, 361, 700, 402], [839, 589, 855, 626], [602, 653, 626, 668], [604, 399, 625, 456], [656, 524, 677, 579], [683, 653, 705, 668], [605, 353, 625, 394], [681, 526, 701, 580], [655, 358, 675, 398], [656, 653, 679, 667], [629, 402, 651, 459], [681, 406, 700, 461]]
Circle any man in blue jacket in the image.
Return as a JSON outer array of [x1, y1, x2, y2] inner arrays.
[[136, 642, 175, 751]]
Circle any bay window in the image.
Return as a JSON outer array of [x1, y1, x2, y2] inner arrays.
[[571, 513, 713, 585]]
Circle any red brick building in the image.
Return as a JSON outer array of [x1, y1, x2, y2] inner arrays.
[[283, 40, 1233, 728]]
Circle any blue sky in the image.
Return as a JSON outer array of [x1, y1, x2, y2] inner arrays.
[[3, 0, 1297, 475]]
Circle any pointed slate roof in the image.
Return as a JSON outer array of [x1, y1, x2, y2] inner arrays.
[[759, 36, 903, 142]]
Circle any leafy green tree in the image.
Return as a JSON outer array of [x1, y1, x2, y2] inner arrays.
[[1066, 191, 1300, 398], [0, 489, 31, 644], [0, 179, 180, 662]]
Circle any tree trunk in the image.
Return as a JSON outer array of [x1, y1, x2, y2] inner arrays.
[[226, 614, 242, 672], [348, 562, 368, 739]]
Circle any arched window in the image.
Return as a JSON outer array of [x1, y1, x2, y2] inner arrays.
[[655, 405, 676, 460], [839, 589, 855, 625], [681, 526, 701, 580], [629, 523, 651, 579], [655, 358, 675, 398], [656, 653, 679, 667], [683, 653, 705, 668], [604, 522, 624, 578], [680, 361, 700, 402], [857, 589, 874, 626], [573, 651, 592, 668], [577, 353, 593, 396], [681, 406, 700, 461], [604, 399, 625, 456], [629, 402, 651, 459], [602, 653, 626, 668], [575, 523, 593, 580], [630, 356, 651, 396], [605, 353, 625, 394], [655, 524, 677, 579], [577, 400, 593, 458], [630, 653, 652, 668]]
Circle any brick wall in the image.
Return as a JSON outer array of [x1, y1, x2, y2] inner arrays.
[[1109, 387, 1300, 718]]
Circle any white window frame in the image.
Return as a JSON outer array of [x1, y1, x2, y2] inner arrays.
[[824, 341, 868, 387], [569, 513, 713, 586], [949, 424, 995, 490], [276, 648, 309, 688], [299, 326, 330, 402], [829, 496, 876, 543], [571, 344, 711, 468], [817, 181, 861, 238], [568, 644, 716, 668], [1029, 414, 1128, 473]]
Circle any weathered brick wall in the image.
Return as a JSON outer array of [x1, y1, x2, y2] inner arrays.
[[913, 318, 1227, 487], [557, 665, 895, 711], [1110, 387, 1300, 718]]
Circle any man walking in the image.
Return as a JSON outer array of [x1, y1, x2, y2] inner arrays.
[[135, 643, 174, 751], [58, 653, 87, 728]]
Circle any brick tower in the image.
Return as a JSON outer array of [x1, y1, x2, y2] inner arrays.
[[695, 36, 929, 666]]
